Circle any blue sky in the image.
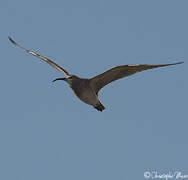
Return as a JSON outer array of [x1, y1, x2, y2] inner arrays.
[[0, 0, 187, 179]]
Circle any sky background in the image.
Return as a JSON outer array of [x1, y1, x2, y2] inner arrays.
[[0, 0, 187, 179]]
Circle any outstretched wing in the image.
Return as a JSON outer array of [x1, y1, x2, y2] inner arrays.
[[8, 37, 70, 76], [90, 62, 184, 94]]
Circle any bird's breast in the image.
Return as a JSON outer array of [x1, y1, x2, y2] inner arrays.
[[70, 81, 98, 105]]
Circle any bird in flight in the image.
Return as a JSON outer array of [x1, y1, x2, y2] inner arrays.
[[8, 37, 183, 111]]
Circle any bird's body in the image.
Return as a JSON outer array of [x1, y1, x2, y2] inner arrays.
[[8, 37, 183, 111], [62, 75, 105, 111]]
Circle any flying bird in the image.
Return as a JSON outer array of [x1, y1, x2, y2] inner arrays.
[[8, 37, 183, 111]]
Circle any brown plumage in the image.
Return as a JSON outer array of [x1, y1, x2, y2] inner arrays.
[[8, 37, 183, 111]]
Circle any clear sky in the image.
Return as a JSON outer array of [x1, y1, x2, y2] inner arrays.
[[0, 0, 187, 180]]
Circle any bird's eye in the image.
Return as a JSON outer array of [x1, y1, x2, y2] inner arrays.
[[69, 75, 75, 79]]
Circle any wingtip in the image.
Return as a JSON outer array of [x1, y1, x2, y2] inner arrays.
[[176, 61, 184, 64], [8, 36, 16, 44], [169, 61, 184, 66]]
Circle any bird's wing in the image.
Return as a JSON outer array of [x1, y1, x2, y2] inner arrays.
[[90, 62, 184, 94], [8, 37, 70, 76]]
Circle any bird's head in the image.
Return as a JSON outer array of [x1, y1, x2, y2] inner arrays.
[[52, 75, 79, 85]]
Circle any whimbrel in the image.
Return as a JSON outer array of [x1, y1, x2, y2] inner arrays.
[[8, 37, 183, 111]]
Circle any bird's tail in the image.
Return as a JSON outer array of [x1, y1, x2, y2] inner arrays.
[[94, 102, 105, 112]]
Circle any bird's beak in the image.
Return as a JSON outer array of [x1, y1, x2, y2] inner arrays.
[[52, 78, 66, 82]]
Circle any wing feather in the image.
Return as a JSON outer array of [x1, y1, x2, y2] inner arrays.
[[90, 62, 184, 94], [8, 37, 69, 76]]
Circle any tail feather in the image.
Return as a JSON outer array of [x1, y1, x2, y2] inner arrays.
[[94, 102, 105, 112]]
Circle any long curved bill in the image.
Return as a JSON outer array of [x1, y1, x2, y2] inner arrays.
[[52, 78, 67, 82]]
